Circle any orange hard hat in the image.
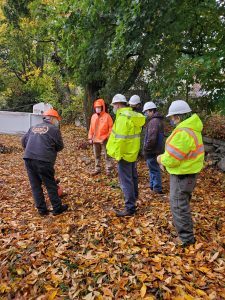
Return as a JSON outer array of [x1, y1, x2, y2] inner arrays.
[[43, 109, 61, 121]]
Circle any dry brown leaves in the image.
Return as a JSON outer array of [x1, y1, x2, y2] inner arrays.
[[0, 125, 225, 300], [202, 114, 225, 140]]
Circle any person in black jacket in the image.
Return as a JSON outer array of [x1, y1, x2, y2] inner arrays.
[[21, 109, 68, 216], [143, 102, 164, 194]]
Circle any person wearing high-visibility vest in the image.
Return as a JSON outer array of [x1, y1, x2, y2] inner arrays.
[[157, 100, 204, 247], [107, 94, 146, 217]]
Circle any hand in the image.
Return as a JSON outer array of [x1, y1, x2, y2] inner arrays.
[[157, 155, 161, 164], [159, 164, 165, 172], [157, 155, 165, 172], [89, 139, 93, 144]]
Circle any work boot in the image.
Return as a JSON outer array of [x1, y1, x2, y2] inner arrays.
[[115, 209, 135, 217], [38, 210, 49, 216], [181, 238, 196, 248], [153, 190, 164, 195], [52, 204, 68, 216]]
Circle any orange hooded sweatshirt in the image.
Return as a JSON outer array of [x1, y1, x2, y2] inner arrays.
[[88, 99, 113, 143]]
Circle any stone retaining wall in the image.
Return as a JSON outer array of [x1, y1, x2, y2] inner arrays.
[[204, 136, 225, 172]]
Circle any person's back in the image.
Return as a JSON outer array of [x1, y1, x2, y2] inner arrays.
[[23, 120, 64, 164], [22, 109, 68, 216], [107, 107, 145, 162]]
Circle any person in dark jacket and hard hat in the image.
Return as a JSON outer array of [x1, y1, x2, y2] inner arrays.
[[21, 109, 68, 216], [143, 101, 164, 194]]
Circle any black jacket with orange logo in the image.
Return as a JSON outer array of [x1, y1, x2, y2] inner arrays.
[[21, 120, 64, 164]]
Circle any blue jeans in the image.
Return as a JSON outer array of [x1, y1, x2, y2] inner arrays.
[[146, 155, 162, 192], [118, 160, 138, 213]]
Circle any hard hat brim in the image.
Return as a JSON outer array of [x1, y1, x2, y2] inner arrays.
[[43, 115, 62, 121], [166, 109, 192, 118], [111, 100, 127, 105], [142, 106, 157, 112], [129, 100, 141, 105]]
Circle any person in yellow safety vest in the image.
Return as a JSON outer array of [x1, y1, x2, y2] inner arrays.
[[107, 94, 146, 217], [157, 100, 204, 248]]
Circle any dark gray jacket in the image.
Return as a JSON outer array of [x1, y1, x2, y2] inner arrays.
[[22, 120, 64, 164], [144, 112, 164, 158]]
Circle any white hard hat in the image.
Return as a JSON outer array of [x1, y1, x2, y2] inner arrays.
[[111, 94, 127, 105], [142, 101, 157, 112], [166, 100, 192, 117], [129, 95, 141, 105]]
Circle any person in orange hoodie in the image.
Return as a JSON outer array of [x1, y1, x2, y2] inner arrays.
[[88, 98, 113, 175]]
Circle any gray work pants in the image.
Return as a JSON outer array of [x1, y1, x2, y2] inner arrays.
[[170, 174, 197, 243], [93, 141, 112, 172]]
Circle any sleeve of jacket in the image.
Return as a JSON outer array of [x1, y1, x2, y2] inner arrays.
[[54, 129, 64, 152], [88, 115, 94, 139], [21, 128, 31, 149], [144, 118, 159, 151], [161, 130, 193, 168]]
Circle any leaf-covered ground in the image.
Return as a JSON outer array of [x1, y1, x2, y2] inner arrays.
[[0, 125, 225, 300], [202, 114, 225, 140]]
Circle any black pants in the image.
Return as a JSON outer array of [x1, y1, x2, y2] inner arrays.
[[24, 159, 62, 213]]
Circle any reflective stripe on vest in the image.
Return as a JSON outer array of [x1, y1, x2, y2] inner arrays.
[[112, 130, 140, 139], [166, 144, 186, 160], [186, 144, 204, 159], [166, 128, 204, 161]]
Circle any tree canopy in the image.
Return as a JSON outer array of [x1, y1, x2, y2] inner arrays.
[[0, 0, 224, 121]]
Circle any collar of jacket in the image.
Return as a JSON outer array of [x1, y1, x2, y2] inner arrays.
[[43, 119, 52, 124], [116, 107, 132, 116]]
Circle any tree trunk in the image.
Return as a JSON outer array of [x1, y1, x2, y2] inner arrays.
[[84, 81, 105, 129], [53, 78, 72, 106]]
